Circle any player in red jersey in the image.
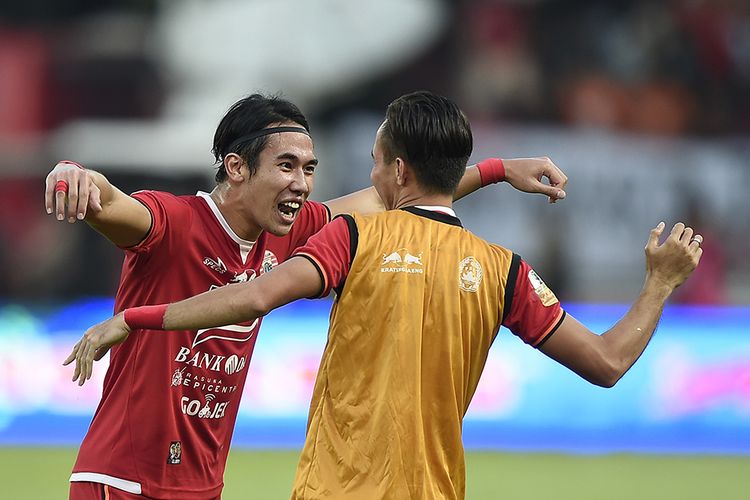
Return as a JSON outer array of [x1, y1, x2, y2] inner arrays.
[[69, 91, 702, 499], [48, 94, 568, 499]]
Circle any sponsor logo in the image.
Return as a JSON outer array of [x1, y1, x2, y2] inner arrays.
[[203, 256, 227, 274], [175, 347, 247, 375], [459, 256, 483, 292], [171, 367, 187, 386], [181, 393, 229, 419], [167, 441, 181, 465], [528, 269, 558, 306], [260, 250, 279, 275], [380, 248, 424, 274]]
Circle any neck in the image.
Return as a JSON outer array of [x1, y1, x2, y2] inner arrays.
[[210, 184, 262, 241], [393, 190, 453, 211]]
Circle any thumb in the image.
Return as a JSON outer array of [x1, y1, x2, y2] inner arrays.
[[94, 345, 112, 361], [89, 184, 103, 212], [647, 221, 665, 249], [534, 180, 566, 200]]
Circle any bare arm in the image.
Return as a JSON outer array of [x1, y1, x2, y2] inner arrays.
[[45, 161, 152, 247], [539, 222, 703, 387], [64, 256, 323, 384], [324, 158, 568, 217]]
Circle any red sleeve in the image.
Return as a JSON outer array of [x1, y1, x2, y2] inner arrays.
[[283, 200, 331, 253], [125, 190, 191, 254], [291, 215, 354, 297], [502, 258, 565, 348]]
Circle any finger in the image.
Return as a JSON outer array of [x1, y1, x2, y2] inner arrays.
[[76, 174, 89, 220], [689, 233, 703, 249], [44, 176, 54, 215], [62, 341, 80, 366], [647, 221, 666, 248], [669, 222, 686, 241], [67, 175, 79, 223], [55, 188, 67, 221], [680, 226, 694, 245]]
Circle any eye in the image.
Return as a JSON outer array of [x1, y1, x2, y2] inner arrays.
[[278, 162, 293, 171], [304, 165, 316, 175]]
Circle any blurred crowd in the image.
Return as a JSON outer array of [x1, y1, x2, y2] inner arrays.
[[0, 0, 747, 303]]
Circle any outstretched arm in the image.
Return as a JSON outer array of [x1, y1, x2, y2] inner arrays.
[[63, 256, 323, 385], [45, 161, 152, 247], [539, 222, 702, 387], [324, 157, 568, 217]]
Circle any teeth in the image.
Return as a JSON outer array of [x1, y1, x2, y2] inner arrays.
[[287, 202, 300, 209]]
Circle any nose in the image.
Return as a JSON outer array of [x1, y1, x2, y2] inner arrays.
[[290, 168, 310, 195]]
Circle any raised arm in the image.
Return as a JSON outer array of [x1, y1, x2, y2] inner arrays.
[[44, 160, 152, 247], [324, 157, 568, 217], [64, 256, 323, 385], [539, 222, 702, 387]]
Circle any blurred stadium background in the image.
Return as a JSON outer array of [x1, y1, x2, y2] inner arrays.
[[1, 0, 749, 498]]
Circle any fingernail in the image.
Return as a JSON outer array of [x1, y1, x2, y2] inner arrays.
[[46, 208, 52, 214], [77, 213, 84, 220], [69, 217, 75, 223], [658, 221, 665, 229], [57, 214, 64, 221], [558, 191, 566, 199]]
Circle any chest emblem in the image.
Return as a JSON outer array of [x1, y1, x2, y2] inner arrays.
[[260, 250, 279, 275], [459, 256, 483, 292]]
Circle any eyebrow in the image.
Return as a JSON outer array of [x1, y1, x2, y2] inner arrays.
[[277, 152, 319, 166]]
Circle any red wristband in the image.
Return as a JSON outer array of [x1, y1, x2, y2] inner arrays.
[[123, 304, 168, 330], [477, 158, 505, 186], [60, 160, 85, 170]]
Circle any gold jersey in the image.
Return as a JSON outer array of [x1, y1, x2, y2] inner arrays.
[[292, 207, 522, 499]]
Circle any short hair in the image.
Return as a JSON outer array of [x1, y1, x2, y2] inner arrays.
[[212, 94, 310, 182], [380, 91, 472, 194]]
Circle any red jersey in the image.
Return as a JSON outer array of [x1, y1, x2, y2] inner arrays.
[[70, 191, 329, 499]]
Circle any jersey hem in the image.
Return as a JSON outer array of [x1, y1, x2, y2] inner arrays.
[[70, 472, 142, 494]]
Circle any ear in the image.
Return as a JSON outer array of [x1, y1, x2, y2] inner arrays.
[[395, 158, 408, 187], [223, 153, 246, 183]]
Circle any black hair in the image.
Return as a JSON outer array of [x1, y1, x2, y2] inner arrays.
[[380, 91, 472, 194], [212, 94, 310, 182]]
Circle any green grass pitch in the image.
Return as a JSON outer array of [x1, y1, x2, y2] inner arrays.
[[4, 447, 748, 499]]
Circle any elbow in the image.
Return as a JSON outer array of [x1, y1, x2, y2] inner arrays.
[[583, 351, 627, 389]]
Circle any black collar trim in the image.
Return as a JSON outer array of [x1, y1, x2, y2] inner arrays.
[[401, 206, 463, 227]]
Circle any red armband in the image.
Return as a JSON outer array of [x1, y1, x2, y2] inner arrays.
[[60, 160, 85, 170], [477, 158, 505, 186], [123, 304, 168, 330]]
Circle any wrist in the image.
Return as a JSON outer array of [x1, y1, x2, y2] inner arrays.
[[642, 277, 674, 302], [477, 158, 505, 186], [123, 304, 168, 330]]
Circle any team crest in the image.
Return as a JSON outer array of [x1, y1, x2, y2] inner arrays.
[[167, 441, 182, 465], [459, 257, 483, 292], [528, 269, 558, 306], [260, 251, 279, 274]]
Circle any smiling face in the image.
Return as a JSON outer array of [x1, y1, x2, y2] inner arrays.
[[236, 126, 318, 237]]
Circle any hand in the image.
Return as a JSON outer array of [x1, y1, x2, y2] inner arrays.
[[45, 161, 102, 222], [644, 222, 703, 292], [63, 313, 131, 386], [503, 157, 568, 203]]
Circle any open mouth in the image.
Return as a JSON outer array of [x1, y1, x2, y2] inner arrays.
[[277, 201, 301, 222]]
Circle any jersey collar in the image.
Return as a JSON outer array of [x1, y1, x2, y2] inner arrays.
[[401, 205, 462, 227]]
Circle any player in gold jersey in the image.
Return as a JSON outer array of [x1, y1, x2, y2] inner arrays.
[[71, 91, 702, 500]]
